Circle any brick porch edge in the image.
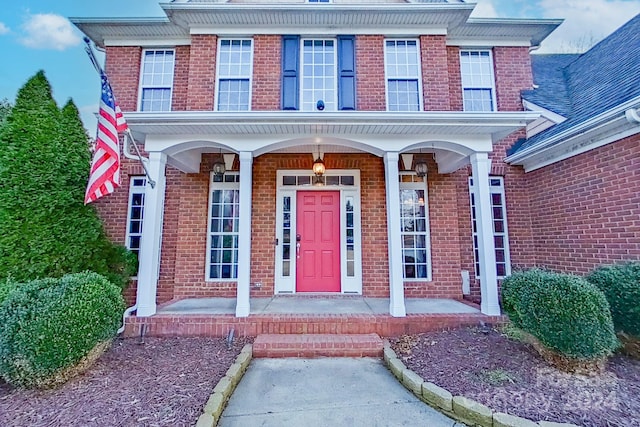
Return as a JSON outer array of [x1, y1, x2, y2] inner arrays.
[[382, 340, 580, 427]]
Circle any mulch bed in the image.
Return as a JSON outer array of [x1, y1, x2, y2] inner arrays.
[[390, 327, 640, 427], [0, 336, 252, 427]]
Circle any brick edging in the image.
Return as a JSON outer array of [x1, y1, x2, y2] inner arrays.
[[195, 344, 253, 427], [382, 340, 581, 427]]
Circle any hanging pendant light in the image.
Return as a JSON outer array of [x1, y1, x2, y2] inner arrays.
[[212, 148, 226, 177], [414, 159, 428, 177]]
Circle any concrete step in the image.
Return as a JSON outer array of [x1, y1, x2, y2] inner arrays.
[[253, 333, 384, 358]]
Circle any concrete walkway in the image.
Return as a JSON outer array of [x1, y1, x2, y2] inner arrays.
[[218, 358, 463, 427]]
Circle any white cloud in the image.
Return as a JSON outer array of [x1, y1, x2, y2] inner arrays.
[[19, 13, 81, 51], [470, 0, 499, 18], [538, 0, 640, 53], [0, 22, 9, 35]]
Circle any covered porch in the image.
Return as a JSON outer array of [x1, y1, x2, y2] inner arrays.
[[125, 111, 538, 320]]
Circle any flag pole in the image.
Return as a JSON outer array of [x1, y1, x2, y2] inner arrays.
[[83, 37, 156, 189]]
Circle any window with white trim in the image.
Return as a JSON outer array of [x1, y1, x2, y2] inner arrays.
[[139, 49, 175, 112], [399, 173, 431, 279], [125, 177, 146, 260], [460, 50, 496, 112], [301, 39, 337, 111], [207, 173, 240, 280], [385, 40, 422, 111], [469, 177, 511, 278], [216, 39, 253, 111]]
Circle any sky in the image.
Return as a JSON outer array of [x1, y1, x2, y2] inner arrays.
[[0, 0, 639, 133]]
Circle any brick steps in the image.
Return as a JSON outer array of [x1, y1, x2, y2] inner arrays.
[[253, 333, 384, 358]]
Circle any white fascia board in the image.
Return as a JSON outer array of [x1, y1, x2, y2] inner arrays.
[[446, 38, 532, 47], [522, 100, 566, 123], [514, 125, 640, 172], [506, 96, 640, 164], [104, 37, 191, 47], [190, 25, 448, 37]]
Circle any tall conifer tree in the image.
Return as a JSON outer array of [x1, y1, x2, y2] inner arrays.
[[0, 71, 134, 286]]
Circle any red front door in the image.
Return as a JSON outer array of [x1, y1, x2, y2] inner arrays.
[[296, 191, 341, 292]]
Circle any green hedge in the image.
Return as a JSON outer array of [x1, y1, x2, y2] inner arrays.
[[587, 262, 640, 337], [502, 269, 619, 359], [0, 272, 124, 388]]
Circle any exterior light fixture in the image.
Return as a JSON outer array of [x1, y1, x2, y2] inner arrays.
[[414, 160, 428, 177], [212, 150, 226, 177], [312, 157, 326, 177]]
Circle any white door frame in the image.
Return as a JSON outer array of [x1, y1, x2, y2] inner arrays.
[[274, 170, 362, 294]]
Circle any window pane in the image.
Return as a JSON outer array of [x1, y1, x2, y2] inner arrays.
[[217, 39, 252, 111], [300, 39, 336, 111], [469, 176, 510, 278], [140, 50, 174, 112], [208, 174, 240, 280], [460, 50, 495, 112], [398, 180, 430, 279], [385, 40, 421, 111]]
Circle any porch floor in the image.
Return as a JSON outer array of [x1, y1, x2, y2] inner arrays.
[[157, 296, 481, 316]]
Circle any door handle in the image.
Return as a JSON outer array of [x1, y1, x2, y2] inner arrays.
[[296, 242, 301, 258]]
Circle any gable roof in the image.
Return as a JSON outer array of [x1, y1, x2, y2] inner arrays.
[[510, 13, 640, 156]]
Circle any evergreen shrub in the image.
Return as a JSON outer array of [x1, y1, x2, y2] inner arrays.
[[502, 268, 619, 360], [0, 272, 124, 388], [587, 262, 640, 337]]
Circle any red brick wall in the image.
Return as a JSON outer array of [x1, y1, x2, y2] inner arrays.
[[105, 46, 141, 111], [493, 46, 533, 112], [252, 35, 282, 110], [355, 35, 386, 111], [172, 46, 190, 111], [187, 35, 217, 111], [526, 134, 640, 273], [447, 46, 463, 111], [420, 35, 450, 111]]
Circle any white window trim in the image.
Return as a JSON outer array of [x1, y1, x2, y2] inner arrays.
[[460, 49, 498, 112], [125, 177, 147, 278], [206, 172, 241, 282], [383, 38, 424, 112], [399, 172, 432, 281], [469, 176, 511, 279], [274, 170, 362, 294], [214, 38, 254, 112], [137, 48, 175, 112], [299, 38, 339, 112]]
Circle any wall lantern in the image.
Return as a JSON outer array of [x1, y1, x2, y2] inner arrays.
[[414, 160, 428, 177]]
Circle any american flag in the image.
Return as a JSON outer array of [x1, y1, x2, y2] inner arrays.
[[84, 72, 127, 204]]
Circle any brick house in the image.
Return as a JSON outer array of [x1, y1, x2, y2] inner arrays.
[[72, 2, 638, 321]]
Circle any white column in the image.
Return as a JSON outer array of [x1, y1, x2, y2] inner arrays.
[[384, 152, 406, 317], [235, 151, 253, 317], [136, 152, 167, 317], [470, 153, 501, 316]]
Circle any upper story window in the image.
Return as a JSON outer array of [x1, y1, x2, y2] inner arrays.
[[384, 40, 422, 112], [460, 50, 497, 112], [139, 49, 175, 112], [216, 39, 253, 111], [282, 35, 355, 111], [301, 39, 337, 111]]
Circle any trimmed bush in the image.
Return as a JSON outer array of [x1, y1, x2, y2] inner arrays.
[[0, 272, 124, 388], [0, 279, 18, 305], [587, 262, 640, 337], [502, 269, 618, 360]]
